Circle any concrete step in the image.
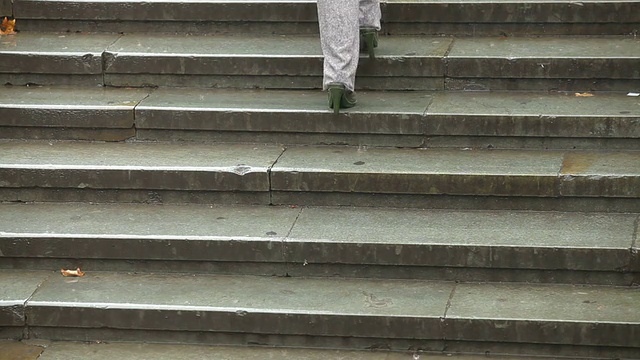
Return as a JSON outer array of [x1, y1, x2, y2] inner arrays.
[[11, 0, 640, 36], [2, 33, 639, 91], [0, 141, 640, 212], [0, 202, 637, 284], [1, 141, 638, 211], [0, 340, 558, 360], [1, 270, 638, 357], [1, 86, 639, 149]]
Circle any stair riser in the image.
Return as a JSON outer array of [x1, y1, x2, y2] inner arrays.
[[0, 127, 134, 142], [21, 327, 640, 359], [16, 20, 640, 37], [1, 171, 637, 198], [272, 193, 640, 213], [137, 131, 640, 151], [22, 307, 640, 349], [3, 189, 640, 213], [0, 236, 633, 272], [16, 1, 640, 23], [0, 239, 635, 285], [1, 258, 636, 286], [8, 72, 640, 92], [12, 1, 640, 36], [0, 169, 269, 192]]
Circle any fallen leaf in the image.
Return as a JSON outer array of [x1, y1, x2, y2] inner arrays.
[[575, 92, 594, 97], [0, 17, 16, 35], [61, 268, 85, 277]]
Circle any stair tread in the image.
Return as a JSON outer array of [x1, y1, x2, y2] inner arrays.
[[3, 270, 637, 345], [0, 202, 636, 271], [19, 273, 640, 324], [0, 141, 281, 170], [0, 140, 637, 174], [1, 141, 638, 198], [3, 86, 639, 140], [3, 33, 638, 74], [1, 202, 635, 248]]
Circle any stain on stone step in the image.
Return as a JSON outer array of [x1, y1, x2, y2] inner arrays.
[[560, 153, 597, 175], [0, 340, 44, 360]]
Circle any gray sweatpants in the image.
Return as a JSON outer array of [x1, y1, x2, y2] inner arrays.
[[317, 0, 381, 91]]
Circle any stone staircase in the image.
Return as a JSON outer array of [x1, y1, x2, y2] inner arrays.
[[1, 0, 639, 358]]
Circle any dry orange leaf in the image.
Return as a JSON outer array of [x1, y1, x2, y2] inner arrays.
[[61, 268, 85, 277], [0, 17, 16, 35], [575, 92, 594, 97]]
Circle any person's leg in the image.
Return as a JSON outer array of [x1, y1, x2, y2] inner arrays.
[[317, 0, 360, 92], [359, 0, 381, 58], [359, 0, 381, 30]]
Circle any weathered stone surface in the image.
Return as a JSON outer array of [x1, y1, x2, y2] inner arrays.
[[427, 91, 640, 138], [1, 203, 635, 275], [14, 0, 640, 24], [447, 37, 640, 79], [285, 207, 636, 271], [137, 88, 430, 134], [272, 147, 640, 198], [0, 33, 118, 75], [445, 282, 640, 347], [0, 340, 44, 360], [104, 74, 443, 90], [0, 0, 11, 17], [271, 191, 640, 213], [0, 127, 135, 141], [137, 129, 426, 148], [0, 203, 298, 262], [560, 152, 640, 198], [0, 270, 51, 326], [32, 341, 531, 360], [0, 86, 148, 129], [271, 146, 564, 197], [19, 273, 640, 350], [0, 141, 282, 192], [0, 188, 271, 205], [15, 19, 320, 36], [26, 273, 453, 339], [383, 0, 640, 24], [0, 74, 105, 87], [104, 34, 448, 77], [15, 0, 319, 22]]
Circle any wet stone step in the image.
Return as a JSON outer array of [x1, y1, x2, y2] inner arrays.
[[2, 33, 639, 90], [270, 146, 640, 204], [0, 140, 282, 205], [3, 86, 639, 149], [136, 88, 640, 149], [0, 270, 52, 339], [0, 141, 639, 210], [0, 33, 120, 86], [0, 86, 151, 142], [12, 0, 640, 36], [0, 202, 637, 284], [446, 36, 640, 91], [102, 34, 448, 90], [17, 271, 640, 357]]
